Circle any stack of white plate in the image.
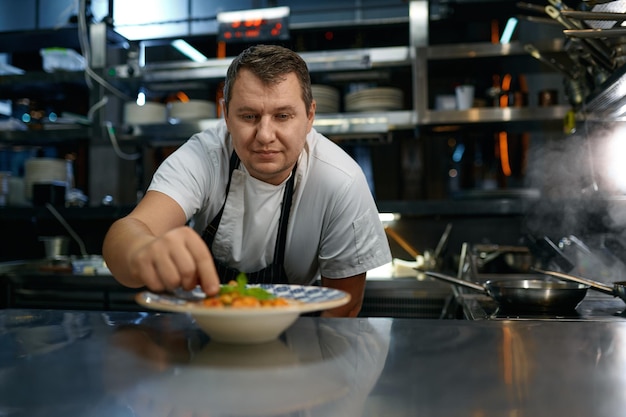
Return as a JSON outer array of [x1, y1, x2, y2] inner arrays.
[[24, 158, 67, 200], [168, 100, 217, 121], [312, 85, 340, 114], [124, 102, 167, 125], [344, 87, 404, 112]]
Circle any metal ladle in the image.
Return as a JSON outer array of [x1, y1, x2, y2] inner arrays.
[[45, 203, 88, 258]]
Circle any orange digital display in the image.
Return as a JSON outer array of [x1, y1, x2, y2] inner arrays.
[[218, 16, 288, 42]]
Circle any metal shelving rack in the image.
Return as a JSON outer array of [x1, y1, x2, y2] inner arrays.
[[414, 39, 571, 125], [109, 45, 417, 141], [0, 0, 573, 144], [0, 0, 577, 207], [101, 0, 570, 145]]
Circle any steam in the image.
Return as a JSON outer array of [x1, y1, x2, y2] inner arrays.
[[523, 121, 626, 282], [523, 129, 596, 237], [525, 131, 593, 199]]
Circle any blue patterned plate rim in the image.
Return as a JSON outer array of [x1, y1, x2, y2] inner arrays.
[[135, 284, 350, 316]]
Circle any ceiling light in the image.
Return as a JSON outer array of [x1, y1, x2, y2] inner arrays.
[[500, 17, 518, 44], [217, 6, 290, 23], [171, 39, 208, 62]]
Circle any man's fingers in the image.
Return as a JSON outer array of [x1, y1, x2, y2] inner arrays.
[[129, 226, 220, 294], [169, 249, 200, 291], [183, 239, 219, 295], [196, 257, 220, 295], [132, 240, 182, 292]]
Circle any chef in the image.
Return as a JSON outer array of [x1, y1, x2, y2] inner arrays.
[[102, 44, 392, 317]]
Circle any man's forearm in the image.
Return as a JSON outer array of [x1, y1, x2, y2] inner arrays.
[[102, 218, 156, 288]]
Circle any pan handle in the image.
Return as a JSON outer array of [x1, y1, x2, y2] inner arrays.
[[424, 271, 487, 293], [533, 268, 615, 295], [384, 226, 420, 259]]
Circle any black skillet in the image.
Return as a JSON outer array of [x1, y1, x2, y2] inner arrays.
[[425, 271, 589, 312]]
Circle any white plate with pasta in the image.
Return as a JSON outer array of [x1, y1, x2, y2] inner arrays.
[[136, 282, 350, 344]]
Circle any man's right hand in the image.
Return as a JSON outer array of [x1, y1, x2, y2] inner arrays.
[[102, 190, 221, 296], [128, 226, 220, 295]]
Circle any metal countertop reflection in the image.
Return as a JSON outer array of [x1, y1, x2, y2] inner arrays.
[[3, 308, 626, 416]]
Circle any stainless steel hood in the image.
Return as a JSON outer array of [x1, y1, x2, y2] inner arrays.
[[557, 0, 626, 119]]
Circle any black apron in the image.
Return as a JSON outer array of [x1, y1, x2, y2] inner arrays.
[[201, 152, 296, 284]]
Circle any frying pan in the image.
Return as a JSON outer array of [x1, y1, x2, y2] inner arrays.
[[535, 268, 626, 303], [425, 271, 589, 312]]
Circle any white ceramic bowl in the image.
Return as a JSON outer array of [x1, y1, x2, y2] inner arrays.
[[135, 284, 350, 344], [168, 99, 216, 121], [124, 102, 167, 125], [191, 308, 301, 344], [24, 158, 67, 200]]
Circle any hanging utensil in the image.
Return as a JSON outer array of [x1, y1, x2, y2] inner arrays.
[[384, 226, 420, 259], [524, 43, 580, 80], [517, 1, 554, 15], [564, 27, 626, 38], [545, 5, 616, 71], [45, 202, 88, 258], [433, 223, 452, 261], [523, 44, 589, 107], [561, 9, 626, 22]]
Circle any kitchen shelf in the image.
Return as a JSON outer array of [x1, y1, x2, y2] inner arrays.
[[412, 39, 571, 125], [109, 46, 413, 82], [111, 105, 571, 144], [0, 70, 87, 87], [0, 50, 513, 145], [424, 39, 565, 60], [418, 105, 570, 125], [116, 110, 417, 145], [0, 26, 128, 54], [107, 39, 571, 141], [104, 46, 416, 141], [313, 110, 416, 137], [0, 125, 91, 144]]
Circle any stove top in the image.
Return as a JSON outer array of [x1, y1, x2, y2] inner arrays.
[[458, 293, 626, 321]]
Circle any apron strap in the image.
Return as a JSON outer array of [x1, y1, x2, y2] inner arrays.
[[202, 151, 240, 247], [272, 163, 296, 265]]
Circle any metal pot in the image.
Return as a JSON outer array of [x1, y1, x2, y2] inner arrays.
[[534, 268, 626, 303], [425, 271, 589, 312], [38, 236, 70, 260]]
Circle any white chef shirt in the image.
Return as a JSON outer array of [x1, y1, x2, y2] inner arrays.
[[148, 119, 391, 285]]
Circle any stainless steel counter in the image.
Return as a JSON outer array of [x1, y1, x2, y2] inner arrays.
[[457, 292, 626, 321], [2, 308, 626, 417]]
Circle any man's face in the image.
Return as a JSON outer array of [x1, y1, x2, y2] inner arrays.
[[224, 68, 315, 185]]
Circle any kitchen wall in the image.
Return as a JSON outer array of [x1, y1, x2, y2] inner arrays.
[[0, 0, 109, 32], [113, 0, 409, 40], [0, 0, 409, 37]]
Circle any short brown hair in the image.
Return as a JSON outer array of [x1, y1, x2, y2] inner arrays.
[[223, 45, 313, 114]]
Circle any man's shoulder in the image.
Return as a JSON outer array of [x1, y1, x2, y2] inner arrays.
[[307, 129, 361, 176], [182, 120, 231, 160], [192, 119, 229, 146]]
